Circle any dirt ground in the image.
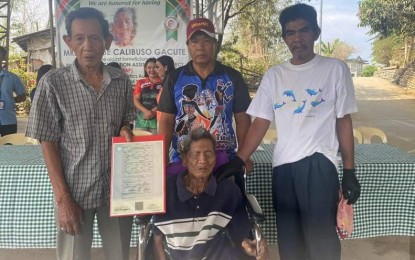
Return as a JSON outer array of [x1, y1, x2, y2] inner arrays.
[[353, 76, 415, 100]]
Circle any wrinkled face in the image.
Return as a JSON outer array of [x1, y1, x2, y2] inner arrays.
[[187, 32, 216, 67], [145, 61, 158, 78], [63, 18, 112, 70], [183, 139, 216, 179], [156, 61, 167, 79], [112, 11, 134, 46], [283, 18, 319, 65]]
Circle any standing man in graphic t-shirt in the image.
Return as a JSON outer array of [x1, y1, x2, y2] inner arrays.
[[158, 17, 252, 178]]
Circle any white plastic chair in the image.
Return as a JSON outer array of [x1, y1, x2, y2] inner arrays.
[[356, 126, 387, 144], [0, 133, 39, 145], [262, 128, 277, 144], [353, 128, 363, 144]]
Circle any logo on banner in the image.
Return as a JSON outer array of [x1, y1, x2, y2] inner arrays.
[[164, 16, 179, 40]]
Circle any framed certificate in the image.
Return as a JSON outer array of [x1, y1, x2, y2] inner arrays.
[[110, 135, 166, 217]]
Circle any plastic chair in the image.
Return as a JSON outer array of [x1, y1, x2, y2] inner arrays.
[[0, 133, 39, 145], [355, 126, 388, 144], [353, 128, 363, 144], [262, 128, 277, 144]]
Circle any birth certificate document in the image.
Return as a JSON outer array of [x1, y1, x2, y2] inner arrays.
[[110, 135, 166, 217]]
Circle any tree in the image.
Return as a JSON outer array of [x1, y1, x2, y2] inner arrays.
[[199, 0, 295, 88], [10, 0, 49, 35], [320, 39, 356, 61], [358, 0, 415, 64], [362, 65, 377, 77], [371, 35, 404, 66]]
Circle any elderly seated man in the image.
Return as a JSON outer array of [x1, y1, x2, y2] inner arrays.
[[153, 127, 268, 260]]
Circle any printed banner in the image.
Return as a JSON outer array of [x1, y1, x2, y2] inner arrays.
[[55, 0, 191, 82]]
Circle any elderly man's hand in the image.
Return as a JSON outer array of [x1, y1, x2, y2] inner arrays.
[[241, 238, 269, 260], [215, 155, 245, 182], [57, 194, 83, 236]]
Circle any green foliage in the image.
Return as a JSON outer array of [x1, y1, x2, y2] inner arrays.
[[362, 65, 377, 77], [217, 0, 299, 88], [371, 35, 404, 66], [358, 0, 415, 38], [8, 54, 36, 114], [320, 39, 356, 60]]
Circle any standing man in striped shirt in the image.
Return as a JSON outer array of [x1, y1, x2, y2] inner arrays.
[[26, 7, 135, 260]]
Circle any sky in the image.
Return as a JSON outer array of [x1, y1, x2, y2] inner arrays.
[[307, 0, 373, 62]]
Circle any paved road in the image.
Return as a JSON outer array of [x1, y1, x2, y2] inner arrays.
[[352, 77, 415, 153]]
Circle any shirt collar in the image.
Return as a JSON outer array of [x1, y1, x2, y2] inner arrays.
[[183, 60, 225, 76], [70, 60, 116, 88], [177, 171, 217, 202]]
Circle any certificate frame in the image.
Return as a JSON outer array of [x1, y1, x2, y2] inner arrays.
[[110, 135, 166, 217]]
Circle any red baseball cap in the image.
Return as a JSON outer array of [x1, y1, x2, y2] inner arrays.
[[186, 17, 215, 41]]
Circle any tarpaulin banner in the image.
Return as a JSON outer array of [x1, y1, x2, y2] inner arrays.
[[55, 0, 191, 82]]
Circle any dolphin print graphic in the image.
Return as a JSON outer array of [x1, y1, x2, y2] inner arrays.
[[273, 101, 286, 109], [311, 98, 326, 107], [305, 88, 322, 96], [294, 100, 306, 114], [283, 90, 297, 102]]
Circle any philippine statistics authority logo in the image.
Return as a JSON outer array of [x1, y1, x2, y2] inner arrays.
[[164, 16, 179, 31]]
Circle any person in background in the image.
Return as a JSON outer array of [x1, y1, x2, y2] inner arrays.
[[133, 57, 162, 134], [112, 7, 137, 47], [0, 46, 26, 137], [155, 55, 175, 123], [157, 17, 252, 179], [25, 7, 136, 260], [152, 127, 268, 260], [30, 64, 54, 101], [156, 55, 175, 82], [216, 3, 361, 260]]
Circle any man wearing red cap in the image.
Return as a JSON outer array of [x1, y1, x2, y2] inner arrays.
[[158, 17, 252, 180]]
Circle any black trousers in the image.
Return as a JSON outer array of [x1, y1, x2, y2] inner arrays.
[[0, 124, 17, 136], [272, 153, 340, 260]]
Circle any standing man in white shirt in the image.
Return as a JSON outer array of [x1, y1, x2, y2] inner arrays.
[[216, 3, 361, 260]]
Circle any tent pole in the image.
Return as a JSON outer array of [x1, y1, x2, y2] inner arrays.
[[49, 0, 56, 67]]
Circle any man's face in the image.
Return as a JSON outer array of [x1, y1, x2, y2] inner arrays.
[[63, 18, 112, 70], [187, 32, 216, 67], [283, 18, 319, 65], [183, 138, 216, 179], [112, 11, 134, 46]]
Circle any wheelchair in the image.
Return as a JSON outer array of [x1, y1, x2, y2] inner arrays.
[[134, 168, 266, 260]]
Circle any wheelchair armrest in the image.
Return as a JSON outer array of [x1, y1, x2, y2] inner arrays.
[[245, 194, 265, 222]]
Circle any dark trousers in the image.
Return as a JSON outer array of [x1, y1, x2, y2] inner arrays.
[[0, 124, 17, 136], [272, 153, 340, 260]]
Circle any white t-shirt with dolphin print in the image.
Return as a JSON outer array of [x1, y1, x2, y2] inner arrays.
[[247, 54, 357, 167]]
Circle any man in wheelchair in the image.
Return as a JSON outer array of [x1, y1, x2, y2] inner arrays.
[[152, 127, 268, 259]]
